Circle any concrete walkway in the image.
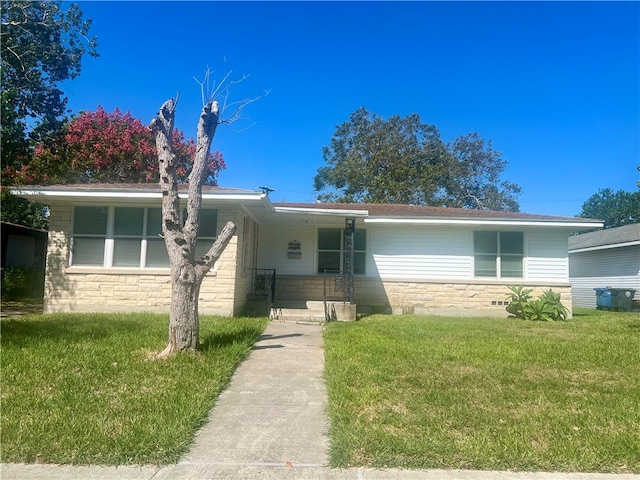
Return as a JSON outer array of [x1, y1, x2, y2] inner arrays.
[[181, 321, 329, 467], [2, 321, 639, 480]]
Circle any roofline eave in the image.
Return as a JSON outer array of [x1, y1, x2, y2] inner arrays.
[[274, 206, 369, 217], [9, 186, 269, 203], [569, 240, 640, 253], [364, 217, 604, 229]]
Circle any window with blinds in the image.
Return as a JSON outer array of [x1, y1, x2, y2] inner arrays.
[[72, 206, 108, 266], [71, 206, 217, 269]]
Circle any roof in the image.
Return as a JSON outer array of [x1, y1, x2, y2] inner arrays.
[[10, 183, 603, 229], [0, 221, 48, 235], [569, 223, 640, 252], [11, 183, 258, 195], [9, 183, 267, 203], [274, 202, 597, 223]]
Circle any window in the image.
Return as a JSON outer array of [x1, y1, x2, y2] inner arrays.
[[72, 206, 108, 266], [146, 208, 169, 267], [193, 209, 218, 259], [474, 231, 523, 278], [71, 206, 217, 268], [113, 207, 144, 267], [317, 228, 366, 274]]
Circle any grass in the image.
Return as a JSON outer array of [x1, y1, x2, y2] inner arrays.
[[1, 312, 268, 465], [324, 308, 640, 473]]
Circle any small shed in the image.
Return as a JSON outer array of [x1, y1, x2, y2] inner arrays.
[[0, 221, 47, 298], [569, 224, 640, 308], [1, 221, 47, 271]]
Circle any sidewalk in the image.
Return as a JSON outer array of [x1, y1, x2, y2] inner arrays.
[[2, 321, 639, 480]]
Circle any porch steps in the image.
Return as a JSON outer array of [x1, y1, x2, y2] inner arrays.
[[270, 300, 327, 324]]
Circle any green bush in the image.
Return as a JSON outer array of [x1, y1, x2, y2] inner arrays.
[[505, 285, 533, 318], [1, 266, 43, 299], [506, 285, 568, 321]]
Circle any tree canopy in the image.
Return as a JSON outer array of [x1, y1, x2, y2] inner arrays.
[[1, 0, 98, 173], [0, 187, 49, 230], [5, 107, 226, 185], [314, 108, 521, 211], [578, 188, 640, 228]]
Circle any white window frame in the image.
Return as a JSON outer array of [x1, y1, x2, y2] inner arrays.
[[473, 230, 524, 279], [317, 227, 366, 275], [70, 206, 218, 269]]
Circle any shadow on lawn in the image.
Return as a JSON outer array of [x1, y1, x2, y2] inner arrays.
[[0, 316, 148, 347], [199, 327, 265, 353]]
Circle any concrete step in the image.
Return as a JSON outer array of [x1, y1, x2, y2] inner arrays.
[[269, 300, 356, 323], [271, 301, 326, 322]]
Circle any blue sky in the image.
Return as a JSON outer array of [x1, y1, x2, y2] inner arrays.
[[63, 1, 639, 217]]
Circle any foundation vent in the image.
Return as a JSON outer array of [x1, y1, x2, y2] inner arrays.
[[491, 300, 509, 306]]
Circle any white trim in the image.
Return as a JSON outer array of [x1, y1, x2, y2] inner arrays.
[[275, 206, 369, 217], [11, 187, 266, 202], [569, 240, 640, 254], [364, 217, 603, 228]]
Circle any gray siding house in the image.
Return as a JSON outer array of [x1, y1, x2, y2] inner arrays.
[[13, 184, 603, 319], [569, 224, 640, 308]]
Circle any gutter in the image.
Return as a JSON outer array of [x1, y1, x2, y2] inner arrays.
[[569, 240, 640, 254], [364, 217, 604, 229]]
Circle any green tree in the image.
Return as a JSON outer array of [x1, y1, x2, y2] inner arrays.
[[442, 133, 521, 212], [314, 108, 521, 211], [1, 0, 98, 174], [578, 188, 640, 228], [1, 0, 97, 229], [0, 187, 48, 230], [314, 108, 448, 204]]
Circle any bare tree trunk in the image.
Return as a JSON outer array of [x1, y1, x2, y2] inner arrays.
[[151, 98, 236, 358]]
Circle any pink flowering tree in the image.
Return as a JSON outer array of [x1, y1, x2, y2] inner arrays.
[[5, 106, 225, 185]]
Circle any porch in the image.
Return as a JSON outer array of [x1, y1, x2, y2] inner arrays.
[[244, 270, 356, 322]]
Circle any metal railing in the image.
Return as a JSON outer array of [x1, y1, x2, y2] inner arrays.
[[249, 268, 276, 316], [322, 269, 348, 321]]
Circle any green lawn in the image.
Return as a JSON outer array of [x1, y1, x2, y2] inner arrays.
[[1, 313, 268, 465], [324, 308, 640, 473]]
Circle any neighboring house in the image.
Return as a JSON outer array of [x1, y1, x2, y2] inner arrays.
[[569, 224, 640, 308], [12, 184, 602, 319]]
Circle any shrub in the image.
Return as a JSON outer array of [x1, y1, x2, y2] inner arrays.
[[540, 288, 568, 321], [1, 266, 43, 299], [505, 285, 533, 319], [506, 285, 568, 321]]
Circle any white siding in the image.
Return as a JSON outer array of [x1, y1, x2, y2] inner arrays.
[[370, 226, 471, 279], [571, 276, 639, 308], [526, 230, 569, 281], [256, 223, 576, 284], [569, 245, 640, 278], [256, 225, 315, 274], [569, 245, 640, 307]]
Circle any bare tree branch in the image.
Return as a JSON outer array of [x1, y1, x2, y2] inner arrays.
[[193, 67, 269, 127]]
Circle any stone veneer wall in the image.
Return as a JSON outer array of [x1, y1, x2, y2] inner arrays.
[[273, 275, 572, 318], [43, 204, 245, 316]]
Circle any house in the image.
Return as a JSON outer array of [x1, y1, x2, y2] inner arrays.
[[569, 224, 640, 308], [12, 184, 603, 319]]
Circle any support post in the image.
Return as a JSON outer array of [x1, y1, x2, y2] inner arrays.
[[344, 217, 355, 304]]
